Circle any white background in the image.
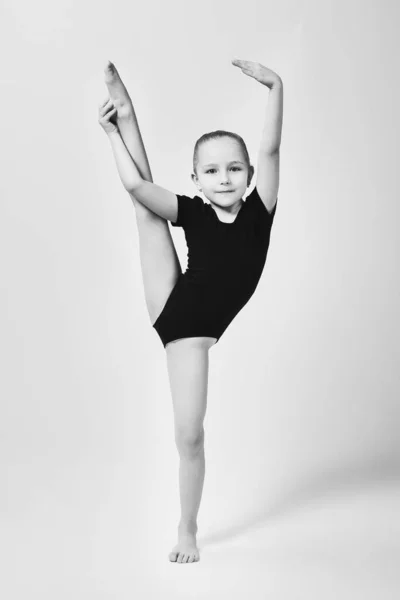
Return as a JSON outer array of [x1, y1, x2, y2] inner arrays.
[[1, 0, 399, 598]]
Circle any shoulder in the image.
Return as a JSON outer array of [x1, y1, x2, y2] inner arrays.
[[171, 193, 205, 228], [245, 186, 278, 220]]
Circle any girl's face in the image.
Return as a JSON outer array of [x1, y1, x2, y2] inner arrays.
[[192, 138, 253, 207]]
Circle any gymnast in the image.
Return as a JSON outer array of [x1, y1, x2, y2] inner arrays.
[[98, 58, 283, 563]]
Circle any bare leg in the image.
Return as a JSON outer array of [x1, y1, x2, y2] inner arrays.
[[103, 65, 218, 564], [165, 336, 217, 563], [104, 61, 181, 323]]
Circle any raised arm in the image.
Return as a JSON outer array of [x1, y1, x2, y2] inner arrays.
[[232, 60, 283, 213], [98, 98, 178, 222]]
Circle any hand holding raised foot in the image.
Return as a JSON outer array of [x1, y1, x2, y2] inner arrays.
[[98, 97, 119, 135]]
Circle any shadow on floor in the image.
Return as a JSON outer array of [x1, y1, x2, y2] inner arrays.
[[198, 459, 399, 549]]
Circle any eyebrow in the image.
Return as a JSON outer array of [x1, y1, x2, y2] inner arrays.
[[202, 161, 245, 168]]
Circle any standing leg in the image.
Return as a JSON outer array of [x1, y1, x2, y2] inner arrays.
[[104, 62, 181, 324], [165, 336, 217, 563]]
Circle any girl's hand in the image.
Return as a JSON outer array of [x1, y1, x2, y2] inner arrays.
[[98, 97, 119, 135], [231, 59, 282, 89]]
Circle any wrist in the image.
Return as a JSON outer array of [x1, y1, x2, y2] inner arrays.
[[271, 77, 283, 89], [107, 128, 120, 139]]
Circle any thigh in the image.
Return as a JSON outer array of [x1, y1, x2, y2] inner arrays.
[[133, 207, 182, 325], [165, 337, 216, 437]]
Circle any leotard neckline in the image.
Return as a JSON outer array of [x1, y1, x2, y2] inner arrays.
[[210, 199, 245, 225]]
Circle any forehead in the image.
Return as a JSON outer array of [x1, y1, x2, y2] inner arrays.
[[197, 137, 244, 164]]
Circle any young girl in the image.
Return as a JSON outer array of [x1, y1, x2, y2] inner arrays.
[[98, 59, 283, 564]]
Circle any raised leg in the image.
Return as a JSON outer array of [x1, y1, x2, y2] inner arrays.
[[165, 336, 217, 563], [104, 62, 181, 324]]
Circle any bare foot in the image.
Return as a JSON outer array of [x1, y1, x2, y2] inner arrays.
[[104, 61, 133, 119], [169, 523, 200, 563], [102, 60, 153, 205]]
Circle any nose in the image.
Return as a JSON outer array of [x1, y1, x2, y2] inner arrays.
[[220, 171, 230, 184]]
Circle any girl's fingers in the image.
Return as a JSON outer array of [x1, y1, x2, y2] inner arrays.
[[232, 59, 251, 67], [98, 98, 113, 114], [233, 60, 257, 77], [99, 107, 117, 121], [235, 65, 254, 76], [98, 99, 114, 117], [99, 96, 110, 109], [103, 107, 117, 119]]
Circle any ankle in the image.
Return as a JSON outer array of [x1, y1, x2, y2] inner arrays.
[[116, 104, 134, 120], [179, 519, 198, 533]]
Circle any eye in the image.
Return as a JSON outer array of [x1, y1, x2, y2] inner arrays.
[[205, 167, 241, 173]]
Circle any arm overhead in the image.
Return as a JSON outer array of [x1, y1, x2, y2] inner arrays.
[[256, 80, 282, 213], [258, 79, 283, 155], [231, 60, 283, 213]]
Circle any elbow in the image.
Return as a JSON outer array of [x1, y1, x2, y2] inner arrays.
[[260, 147, 280, 156], [126, 178, 145, 196]]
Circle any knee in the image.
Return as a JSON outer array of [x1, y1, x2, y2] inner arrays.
[[175, 427, 204, 455]]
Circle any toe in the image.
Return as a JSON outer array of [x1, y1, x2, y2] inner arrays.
[[104, 61, 114, 75], [169, 551, 178, 562], [188, 555, 195, 563]]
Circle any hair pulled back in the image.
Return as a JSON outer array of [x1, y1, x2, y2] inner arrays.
[[193, 130, 251, 176]]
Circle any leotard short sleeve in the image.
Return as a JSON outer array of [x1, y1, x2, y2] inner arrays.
[[170, 194, 204, 229], [246, 186, 278, 223]]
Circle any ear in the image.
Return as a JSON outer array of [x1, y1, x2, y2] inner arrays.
[[247, 165, 255, 186], [191, 173, 202, 192]]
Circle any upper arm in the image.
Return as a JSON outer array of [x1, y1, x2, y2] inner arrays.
[[170, 193, 204, 228], [256, 150, 280, 214], [130, 180, 178, 222]]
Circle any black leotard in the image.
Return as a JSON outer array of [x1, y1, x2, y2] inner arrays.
[[152, 185, 278, 347]]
